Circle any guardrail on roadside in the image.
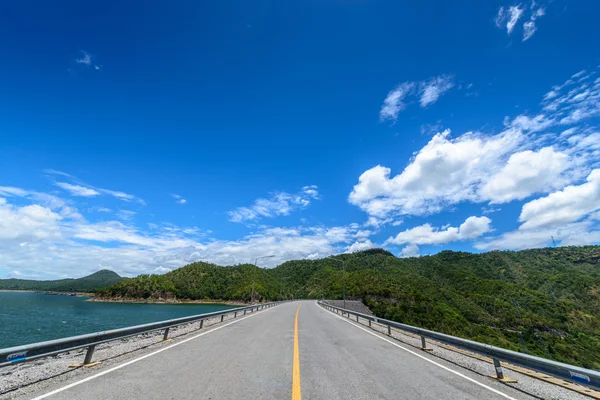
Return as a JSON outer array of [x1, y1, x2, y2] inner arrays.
[[318, 301, 600, 391], [0, 301, 287, 368]]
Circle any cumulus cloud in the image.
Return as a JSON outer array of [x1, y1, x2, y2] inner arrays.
[[518, 169, 600, 230], [353, 67, 600, 222], [380, 75, 455, 121], [349, 129, 525, 217], [228, 186, 320, 223], [386, 216, 492, 246], [476, 166, 600, 251], [480, 147, 569, 203], [400, 243, 420, 258], [0, 202, 63, 241], [345, 239, 376, 253]]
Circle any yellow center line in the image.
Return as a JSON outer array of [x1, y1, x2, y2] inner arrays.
[[292, 304, 302, 400]]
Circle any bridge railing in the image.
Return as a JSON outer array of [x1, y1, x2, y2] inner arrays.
[[0, 301, 285, 368], [318, 300, 600, 391]]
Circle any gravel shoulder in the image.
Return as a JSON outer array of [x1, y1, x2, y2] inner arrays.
[[0, 306, 264, 399]]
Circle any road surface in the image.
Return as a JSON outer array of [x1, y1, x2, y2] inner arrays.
[[23, 301, 536, 400]]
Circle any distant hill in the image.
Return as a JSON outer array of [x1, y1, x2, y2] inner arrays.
[[0, 270, 124, 292], [97, 246, 600, 369]]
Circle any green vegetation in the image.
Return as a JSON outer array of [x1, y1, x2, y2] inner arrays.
[[97, 246, 600, 369], [0, 270, 124, 292]]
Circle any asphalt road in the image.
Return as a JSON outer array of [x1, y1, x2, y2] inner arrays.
[[25, 301, 536, 400]]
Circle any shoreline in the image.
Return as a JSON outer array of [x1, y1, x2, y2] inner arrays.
[[88, 296, 248, 306], [0, 290, 93, 296]]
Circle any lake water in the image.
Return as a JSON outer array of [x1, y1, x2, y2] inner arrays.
[[0, 292, 238, 348]]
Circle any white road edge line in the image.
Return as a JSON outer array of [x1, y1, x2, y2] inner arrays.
[[319, 302, 519, 400], [30, 304, 283, 400]]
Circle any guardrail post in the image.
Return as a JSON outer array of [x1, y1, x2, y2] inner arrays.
[[492, 358, 517, 382], [387, 325, 391, 335], [84, 345, 96, 365], [200, 319, 204, 329], [420, 336, 432, 351], [234, 311, 237, 318], [163, 327, 170, 341], [220, 315, 224, 322], [493, 358, 504, 380], [356, 315, 359, 322]]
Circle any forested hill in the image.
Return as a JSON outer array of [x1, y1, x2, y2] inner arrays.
[[0, 270, 124, 292], [97, 246, 600, 369]]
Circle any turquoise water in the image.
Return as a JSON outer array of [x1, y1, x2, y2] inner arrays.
[[0, 292, 237, 348]]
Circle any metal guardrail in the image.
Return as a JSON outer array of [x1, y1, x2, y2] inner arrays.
[[318, 301, 600, 390], [0, 301, 286, 368]]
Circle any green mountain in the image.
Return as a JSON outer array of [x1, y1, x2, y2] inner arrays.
[[0, 270, 124, 292], [97, 246, 600, 369]]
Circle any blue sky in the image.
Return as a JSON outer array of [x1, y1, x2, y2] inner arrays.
[[1, 0, 599, 278]]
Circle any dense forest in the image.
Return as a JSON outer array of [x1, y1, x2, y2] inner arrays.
[[96, 246, 600, 369], [0, 270, 124, 292]]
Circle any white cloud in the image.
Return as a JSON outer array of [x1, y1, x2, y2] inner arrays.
[[98, 189, 145, 204], [228, 186, 319, 223], [475, 221, 600, 251], [171, 194, 187, 205], [0, 186, 84, 221], [0, 202, 63, 241], [420, 75, 455, 107], [76, 51, 92, 65], [380, 82, 416, 122], [116, 210, 136, 221], [380, 75, 455, 121], [386, 216, 491, 246], [349, 129, 525, 217], [495, 3, 546, 41], [523, 6, 546, 41], [518, 169, 600, 230], [499, 5, 524, 34], [507, 114, 553, 132], [354, 67, 600, 220], [481, 147, 569, 203], [75, 50, 101, 70], [363, 216, 398, 228], [45, 170, 146, 205], [399, 243, 420, 258], [345, 239, 376, 253], [301, 185, 319, 199], [55, 182, 100, 197], [0, 189, 378, 279]]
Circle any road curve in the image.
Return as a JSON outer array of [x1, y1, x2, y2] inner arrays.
[[21, 301, 536, 400]]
